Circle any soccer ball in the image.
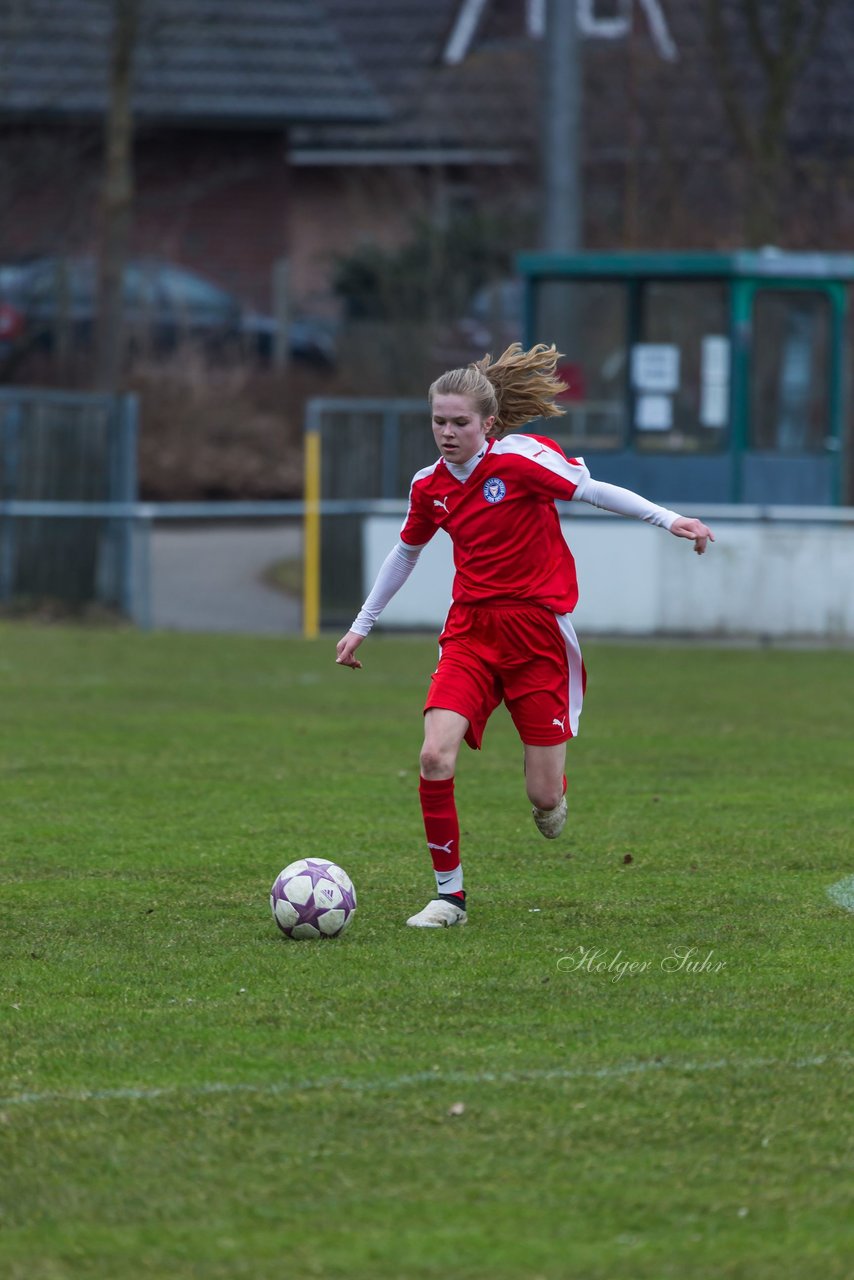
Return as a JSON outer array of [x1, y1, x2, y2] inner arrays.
[[270, 858, 357, 940]]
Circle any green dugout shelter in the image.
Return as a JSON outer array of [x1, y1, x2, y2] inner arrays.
[[517, 250, 854, 505]]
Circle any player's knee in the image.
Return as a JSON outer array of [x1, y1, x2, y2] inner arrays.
[[527, 779, 564, 812], [419, 742, 455, 779]]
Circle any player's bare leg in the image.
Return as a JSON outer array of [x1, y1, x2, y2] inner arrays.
[[408, 708, 470, 928], [419, 707, 468, 781], [524, 742, 568, 839]]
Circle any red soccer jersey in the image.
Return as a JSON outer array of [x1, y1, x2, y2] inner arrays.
[[399, 434, 590, 614]]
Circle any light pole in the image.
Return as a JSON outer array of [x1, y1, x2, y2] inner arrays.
[[540, 0, 583, 253]]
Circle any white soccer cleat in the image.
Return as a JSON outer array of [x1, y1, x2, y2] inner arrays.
[[406, 898, 468, 928], [532, 794, 567, 839]]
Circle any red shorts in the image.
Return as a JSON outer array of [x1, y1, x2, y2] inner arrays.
[[424, 602, 586, 750]]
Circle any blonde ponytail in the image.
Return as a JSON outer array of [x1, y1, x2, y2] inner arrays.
[[476, 343, 567, 437], [430, 343, 566, 438]]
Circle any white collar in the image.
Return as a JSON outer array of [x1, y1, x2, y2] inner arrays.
[[444, 442, 488, 483]]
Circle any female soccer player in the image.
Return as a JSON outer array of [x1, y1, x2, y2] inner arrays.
[[335, 343, 713, 928]]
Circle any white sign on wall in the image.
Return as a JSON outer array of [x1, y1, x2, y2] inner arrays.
[[701, 335, 730, 382], [631, 344, 680, 393], [700, 335, 730, 428], [635, 393, 673, 431], [700, 383, 728, 429]]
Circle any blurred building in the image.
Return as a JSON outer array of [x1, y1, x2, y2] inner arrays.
[[0, 1, 852, 322], [288, 0, 854, 313], [0, 0, 388, 310]]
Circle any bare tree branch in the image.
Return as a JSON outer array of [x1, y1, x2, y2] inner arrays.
[[95, 0, 140, 392], [744, 0, 776, 75], [705, 0, 838, 242], [793, 0, 834, 75], [705, 0, 758, 158]]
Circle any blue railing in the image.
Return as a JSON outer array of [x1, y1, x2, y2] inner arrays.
[[0, 498, 403, 629], [1, 498, 850, 631]]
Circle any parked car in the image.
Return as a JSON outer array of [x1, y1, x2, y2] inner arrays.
[[242, 308, 337, 366], [0, 257, 335, 366], [0, 263, 30, 360]]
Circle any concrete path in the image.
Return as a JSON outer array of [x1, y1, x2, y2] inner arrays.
[[149, 522, 302, 634]]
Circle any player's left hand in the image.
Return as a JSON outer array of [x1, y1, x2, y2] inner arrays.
[[335, 631, 364, 669], [670, 516, 715, 555]]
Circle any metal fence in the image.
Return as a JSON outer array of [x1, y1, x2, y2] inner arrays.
[[0, 498, 389, 630], [304, 397, 438, 630], [0, 388, 137, 612], [1, 497, 853, 637], [0, 393, 433, 627], [2, 390, 852, 637]]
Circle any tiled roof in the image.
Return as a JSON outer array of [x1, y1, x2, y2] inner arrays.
[[0, 0, 388, 127], [293, 0, 854, 163], [2, 0, 849, 159], [291, 0, 538, 159]]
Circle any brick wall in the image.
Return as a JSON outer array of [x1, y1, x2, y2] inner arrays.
[[133, 129, 290, 309], [0, 124, 290, 311]]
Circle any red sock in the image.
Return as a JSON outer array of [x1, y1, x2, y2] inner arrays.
[[418, 775, 464, 899]]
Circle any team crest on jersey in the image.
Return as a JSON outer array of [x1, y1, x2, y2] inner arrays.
[[483, 477, 507, 504]]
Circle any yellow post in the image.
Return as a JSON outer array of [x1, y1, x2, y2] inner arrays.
[[302, 427, 321, 638]]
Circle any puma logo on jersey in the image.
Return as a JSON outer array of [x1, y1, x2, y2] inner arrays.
[[533, 448, 547, 458], [433, 497, 450, 514], [552, 716, 566, 732], [427, 838, 455, 855]]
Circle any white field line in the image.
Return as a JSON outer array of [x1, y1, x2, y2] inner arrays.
[[827, 876, 854, 914], [0, 1052, 849, 1111]]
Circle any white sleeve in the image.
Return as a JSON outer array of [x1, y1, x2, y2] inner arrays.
[[349, 540, 424, 636], [572, 476, 682, 531]]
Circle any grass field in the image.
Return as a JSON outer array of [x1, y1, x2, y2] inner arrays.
[[1, 624, 852, 1279]]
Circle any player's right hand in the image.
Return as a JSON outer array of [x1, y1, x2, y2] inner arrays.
[[335, 631, 364, 669]]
